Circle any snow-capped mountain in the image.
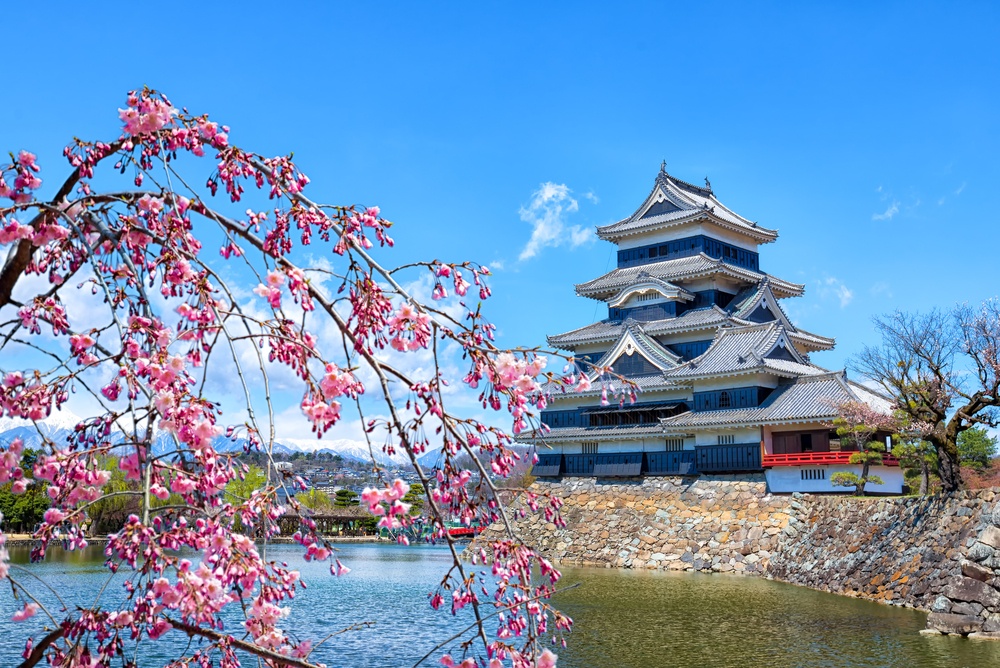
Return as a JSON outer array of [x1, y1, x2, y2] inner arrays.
[[0, 411, 437, 468], [0, 410, 92, 451]]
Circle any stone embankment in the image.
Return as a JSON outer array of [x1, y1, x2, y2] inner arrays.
[[481, 477, 1000, 639], [486, 475, 798, 574], [766, 490, 1000, 639]]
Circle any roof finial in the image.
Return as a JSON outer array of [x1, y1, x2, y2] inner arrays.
[[704, 176, 712, 190], [660, 159, 666, 174]]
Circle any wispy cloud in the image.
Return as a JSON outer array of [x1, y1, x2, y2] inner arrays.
[[819, 276, 854, 308], [518, 182, 594, 261], [872, 200, 900, 221], [870, 281, 893, 299], [937, 182, 965, 207]]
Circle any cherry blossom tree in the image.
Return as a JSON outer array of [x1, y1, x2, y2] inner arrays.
[[0, 89, 590, 667], [829, 400, 900, 496], [854, 303, 1000, 492]]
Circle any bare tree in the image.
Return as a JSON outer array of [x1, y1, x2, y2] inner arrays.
[[853, 302, 1000, 492]]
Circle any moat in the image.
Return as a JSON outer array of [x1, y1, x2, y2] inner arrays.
[[3, 543, 1000, 667]]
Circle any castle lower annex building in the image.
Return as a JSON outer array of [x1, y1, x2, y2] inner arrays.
[[529, 166, 903, 494]]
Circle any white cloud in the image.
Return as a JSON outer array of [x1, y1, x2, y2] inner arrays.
[[872, 200, 900, 221], [870, 281, 893, 299], [955, 182, 967, 196], [488, 260, 505, 272], [819, 277, 854, 308], [583, 191, 599, 204], [518, 182, 594, 261]]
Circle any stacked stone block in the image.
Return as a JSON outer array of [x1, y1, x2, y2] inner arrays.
[[481, 478, 1000, 640]]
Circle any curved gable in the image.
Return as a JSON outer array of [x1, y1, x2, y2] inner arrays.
[[589, 321, 680, 377]]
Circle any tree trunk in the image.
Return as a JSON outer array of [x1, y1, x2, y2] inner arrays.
[[937, 445, 962, 492], [919, 458, 929, 495], [857, 460, 870, 496]]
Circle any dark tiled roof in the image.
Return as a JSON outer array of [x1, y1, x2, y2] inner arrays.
[[590, 319, 682, 371], [664, 322, 825, 380], [660, 372, 894, 430], [542, 371, 687, 399], [548, 307, 734, 349], [787, 328, 836, 350], [725, 280, 834, 351], [582, 402, 681, 414], [596, 171, 778, 243], [548, 306, 832, 358], [575, 254, 804, 300], [606, 277, 694, 307], [727, 284, 764, 316], [521, 423, 666, 444]]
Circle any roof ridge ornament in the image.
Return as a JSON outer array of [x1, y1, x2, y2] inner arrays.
[[704, 176, 712, 191], [660, 159, 666, 174]]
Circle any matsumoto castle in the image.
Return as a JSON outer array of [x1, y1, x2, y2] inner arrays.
[[529, 165, 902, 494]]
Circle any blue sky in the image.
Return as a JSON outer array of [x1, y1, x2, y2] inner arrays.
[[3, 2, 1000, 443]]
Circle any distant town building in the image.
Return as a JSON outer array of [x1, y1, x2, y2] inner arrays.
[[531, 166, 902, 493]]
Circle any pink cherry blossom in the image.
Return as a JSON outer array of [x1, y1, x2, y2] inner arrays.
[[0, 88, 576, 668], [11, 603, 38, 622]]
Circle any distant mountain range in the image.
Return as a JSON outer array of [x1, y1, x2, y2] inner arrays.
[[0, 412, 444, 470]]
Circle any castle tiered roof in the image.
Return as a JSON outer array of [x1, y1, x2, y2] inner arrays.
[[547, 307, 733, 348], [548, 282, 834, 353], [663, 322, 826, 381], [589, 319, 682, 371], [527, 166, 895, 453], [660, 371, 894, 431], [574, 253, 805, 301], [596, 169, 779, 244]]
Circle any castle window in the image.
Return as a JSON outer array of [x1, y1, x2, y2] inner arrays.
[[665, 438, 684, 451], [582, 442, 598, 455], [717, 434, 735, 445], [719, 391, 731, 408]]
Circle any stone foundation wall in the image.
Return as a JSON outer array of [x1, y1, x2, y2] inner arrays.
[[768, 491, 989, 603], [482, 478, 1000, 636], [485, 476, 799, 574]]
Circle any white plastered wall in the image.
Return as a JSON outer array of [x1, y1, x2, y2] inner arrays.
[[765, 466, 904, 494]]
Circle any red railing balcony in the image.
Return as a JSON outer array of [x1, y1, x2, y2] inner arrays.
[[762, 451, 900, 468]]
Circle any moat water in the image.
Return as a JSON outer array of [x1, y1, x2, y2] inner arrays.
[[2, 543, 999, 667]]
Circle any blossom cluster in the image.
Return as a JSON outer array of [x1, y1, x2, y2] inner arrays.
[[0, 87, 578, 668], [361, 479, 414, 537]]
